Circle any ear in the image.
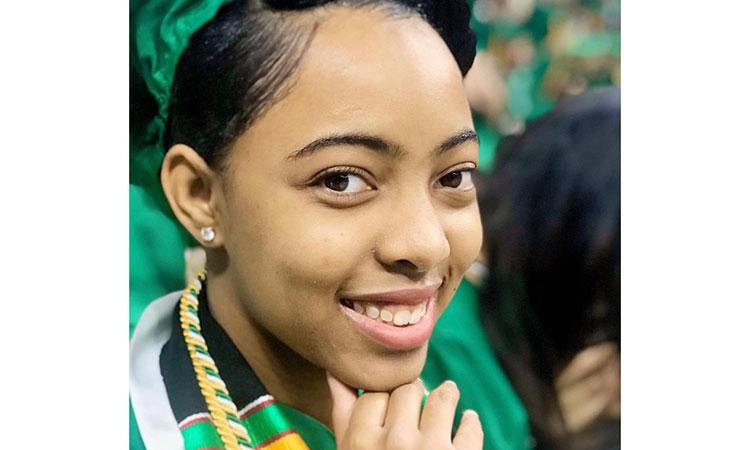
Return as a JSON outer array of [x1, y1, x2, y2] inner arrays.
[[161, 144, 225, 247]]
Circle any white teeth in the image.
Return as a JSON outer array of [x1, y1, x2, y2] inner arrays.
[[393, 310, 411, 326], [347, 299, 428, 326], [409, 305, 426, 324], [380, 309, 394, 322], [365, 305, 380, 319]]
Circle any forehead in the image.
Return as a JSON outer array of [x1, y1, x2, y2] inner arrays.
[[301, 7, 469, 126], [303, 6, 463, 96], [231, 6, 472, 159]]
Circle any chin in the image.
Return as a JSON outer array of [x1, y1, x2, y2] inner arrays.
[[335, 345, 428, 392]]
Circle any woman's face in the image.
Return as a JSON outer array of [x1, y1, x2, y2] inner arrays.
[[216, 7, 482, 390]]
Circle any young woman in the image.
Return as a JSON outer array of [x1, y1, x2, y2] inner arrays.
[[130, 1, 495, 448]]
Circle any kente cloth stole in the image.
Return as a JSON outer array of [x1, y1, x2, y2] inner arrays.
[[159, 286, 335, 450]]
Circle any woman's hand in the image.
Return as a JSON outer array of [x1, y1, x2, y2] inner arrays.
[[327, 373, 484, 450]]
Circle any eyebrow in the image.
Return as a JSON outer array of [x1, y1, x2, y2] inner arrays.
[[286, 129, 479, 161], [286, 134, 404, 160], [435, 129, 479, 155]]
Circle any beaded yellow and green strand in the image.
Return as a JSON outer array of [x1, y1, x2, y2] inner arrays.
[[179, 271, 253, 450]]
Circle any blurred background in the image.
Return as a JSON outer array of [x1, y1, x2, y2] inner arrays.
[[463, 2, 621, 448], [464, 0, 620, 170]]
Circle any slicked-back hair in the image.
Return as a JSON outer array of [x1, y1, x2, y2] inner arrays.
[[165, 0, 476, 169]]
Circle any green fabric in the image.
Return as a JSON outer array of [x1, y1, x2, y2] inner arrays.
[[174, 402, 336, 449], [422, 280, 530, 450], [130, 0, 225, 337], [130, 0, 232, 186], [272, 404, 336, 450], [180, 419, 223, 448], [129, 184, 194, 336], [240, 402, 334, 448], [129, 402, 337, 450]]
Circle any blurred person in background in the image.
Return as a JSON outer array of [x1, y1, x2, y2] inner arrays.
[[478, 87, 620, 450]]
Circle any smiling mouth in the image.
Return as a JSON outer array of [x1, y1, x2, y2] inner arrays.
[[339, 298, 428, 326], [337, 285, 441, 350]]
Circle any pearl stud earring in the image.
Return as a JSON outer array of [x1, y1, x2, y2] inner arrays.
[[200, 227, 216, 243]]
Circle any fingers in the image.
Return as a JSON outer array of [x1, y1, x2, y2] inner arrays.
[[328, 373, 389, 450], [419, 380, 460, 442], [452, 409, 484, 450], [384, 378, 425, 429], [327, 372, 358, 444], [350, 391, 389, 429], [330, 375, 481, 450], [346, 390, 389, 450]]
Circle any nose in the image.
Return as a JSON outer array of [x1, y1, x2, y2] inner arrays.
[[374, 193, 450, 277]]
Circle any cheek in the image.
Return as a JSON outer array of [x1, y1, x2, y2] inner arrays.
[[279, 219, 370, 284], [225, 190, 373, 291], [446, 204, 483, 272]]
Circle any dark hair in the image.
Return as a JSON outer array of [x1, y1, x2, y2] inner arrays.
[[479, 87, 620, 449], [165, 0, 476, 169]]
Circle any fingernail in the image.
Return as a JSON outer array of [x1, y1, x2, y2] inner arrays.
[[463, 409, 479, 418]]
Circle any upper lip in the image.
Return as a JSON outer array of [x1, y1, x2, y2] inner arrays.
[[342, 283, 441, 305]]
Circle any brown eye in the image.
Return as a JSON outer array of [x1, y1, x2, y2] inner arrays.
[[439, 171, 463, 188], [438, 170, 473, 189], [321, 172, 371, 193], [324, 173, 350, 191]]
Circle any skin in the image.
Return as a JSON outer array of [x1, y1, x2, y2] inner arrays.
[[329, 376, 483, 450], [161, 6, 482, 430]]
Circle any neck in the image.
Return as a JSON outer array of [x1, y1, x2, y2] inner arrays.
[[206, 273, 334, 429]]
